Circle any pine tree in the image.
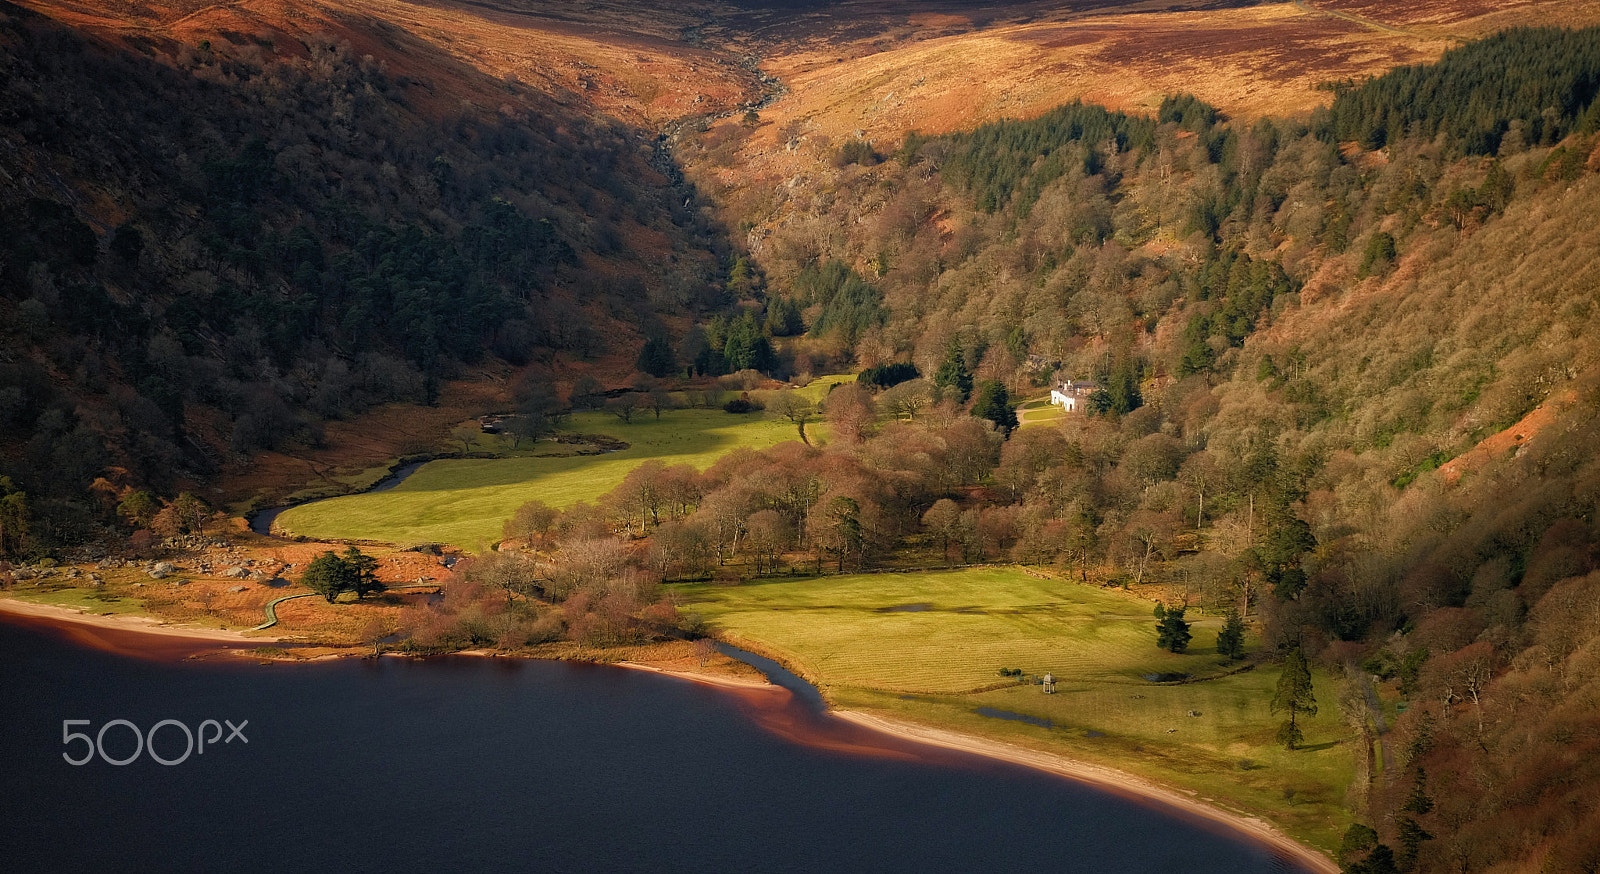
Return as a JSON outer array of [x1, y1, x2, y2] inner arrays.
[[1349, 844, 1400, 874], [764, 297, 805, 336], [1402, 768, 1435, 815], [1396, 817, 1433, 872], [933, 340, 973, 402], [971, 380, 1018, 435], [342, 546, 385, 599], [636, 335, 677, 377], [1155, 604, 1192, 653], [1217, 612, 1246, 660], [302, 551, 356, 603], [723, 311, 774, 373], [1270, 646, 1318, 749]]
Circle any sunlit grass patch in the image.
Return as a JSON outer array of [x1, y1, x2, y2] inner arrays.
[[274, 397, 824, 548], [680, 566, 1353, 852]]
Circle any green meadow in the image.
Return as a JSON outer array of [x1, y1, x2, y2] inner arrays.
[[274, 376, 849, 547], [679, 567, 1354, 851]]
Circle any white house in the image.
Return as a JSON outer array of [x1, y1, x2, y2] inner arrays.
[[1049, 380, 1097, 412]]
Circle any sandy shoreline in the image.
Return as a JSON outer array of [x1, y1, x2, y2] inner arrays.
[[0, 597, 1334, 870], [0, 597, 278, 643], [832, 710, 1339, 873], [614, 660, 775, 690]]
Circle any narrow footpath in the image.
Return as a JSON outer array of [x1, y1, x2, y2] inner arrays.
[[1290, 0, 1432, 40]]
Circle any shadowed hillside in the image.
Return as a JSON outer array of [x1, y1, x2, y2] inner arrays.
[[0, 0, 741, 537]]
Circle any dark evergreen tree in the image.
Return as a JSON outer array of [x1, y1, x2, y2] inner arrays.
[[1340, 823, 1379, 866], [723, 310, 774, 373], [636, 335, 677, 378], [1396, 818, 1433, 872], [1217, 612, 1246, 660], [1156, 604, 1192, 653], [940, 99, 1157, 216], [1263, 513, 1316, 600], [1088, 356, 1142, 416], [764, 296, 805, 337], [1402, 769, 1436, 815], [1271, 646, 1318, 749], [971, 380, 1018, 435], [1348, 844, 1400, 874], [302, 550, 356, 603], [934, 340, 974, 402], [342, 546, 385, 599], [1358, 231, 1397, 278], [797, 261, 885, 349], [859, 362, 919, 389]]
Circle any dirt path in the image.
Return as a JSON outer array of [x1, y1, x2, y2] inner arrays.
[[1014, 399, 1065, 427], [1359, 674, 1393, 771], [1290, 0, 1431, 39]]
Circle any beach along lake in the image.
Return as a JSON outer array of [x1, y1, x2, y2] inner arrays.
[[0, 617, 1310, 872]]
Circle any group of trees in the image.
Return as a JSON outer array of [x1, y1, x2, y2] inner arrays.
[[0, 8, 733, 555], [301, 548, 385, 603], [673, 26, 1600, 870], [1314, 27, 1600, 153], [488, 370, 1334, 602], [9, 8, 1600, 866]]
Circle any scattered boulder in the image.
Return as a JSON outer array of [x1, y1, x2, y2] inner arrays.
[[221, 567, 251, 579], [147, 569, 169, 580], [226, 586, 247, 593], [150, 562, 176, 574], [96, 558, 118, 570]]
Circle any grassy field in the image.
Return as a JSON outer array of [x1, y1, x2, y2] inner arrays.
[[273, 377, 850, 547], [15, 587, 150, 616], [678, 567, 1354, 852], [1015, 397, 1067, 428]]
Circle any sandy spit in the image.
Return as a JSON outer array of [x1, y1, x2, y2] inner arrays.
[[0, 598, 278, 643], [613, 660, 774, 690]]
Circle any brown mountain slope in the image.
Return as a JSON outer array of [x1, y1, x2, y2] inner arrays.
[[16, 0, 761, 126]]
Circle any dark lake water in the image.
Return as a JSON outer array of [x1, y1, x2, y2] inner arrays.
[[0, 618, 1309, 873]]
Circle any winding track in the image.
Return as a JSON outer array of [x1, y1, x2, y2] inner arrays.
[[1290, 0, 1430, 40], [249, 583, 442, 632]]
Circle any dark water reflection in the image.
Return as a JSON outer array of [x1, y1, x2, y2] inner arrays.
[[0, 619, 1310, 873]]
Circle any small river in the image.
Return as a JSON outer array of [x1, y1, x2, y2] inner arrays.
[[0, 616, 1310, 872], [248, 460, 428, 537]]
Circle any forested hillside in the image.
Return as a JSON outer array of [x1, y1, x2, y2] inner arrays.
[[0, 1, 732, 544], [643, 26, 1600, 871], [8, 5, 1600, 866]]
